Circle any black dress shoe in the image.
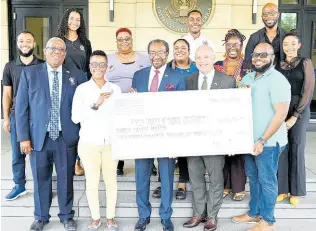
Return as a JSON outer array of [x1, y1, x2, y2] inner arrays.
[[61, 218, 77, 231], [152, 165, 157, 176], [176, 188, 187, 200], [30, 220, 49, 231], [152, 186, 161, 198], [117, 168, 124, 176], [135, 217, 150, 231], [161, 219, 174, 231]]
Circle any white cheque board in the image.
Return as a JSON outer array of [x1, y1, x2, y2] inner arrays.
[[111, 89, 254, 159]]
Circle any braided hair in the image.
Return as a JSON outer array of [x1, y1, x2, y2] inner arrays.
[[56, 8, 89, 48], [223, 29, 246, 46]]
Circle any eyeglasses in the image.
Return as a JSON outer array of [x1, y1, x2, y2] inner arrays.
[[251, 52, 274, 59], [46, 46, 66, 53], [117, 37, 132, 43], [90, 62, 107, 68], [149, 51, 167, 58], [262, 11, 278, 18], [226, 43, 241, 48]]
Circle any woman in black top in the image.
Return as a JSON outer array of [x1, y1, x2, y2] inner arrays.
[[57, 8, 92, 78], [276, 31, 315, 205], [57, 8, 92, 176]]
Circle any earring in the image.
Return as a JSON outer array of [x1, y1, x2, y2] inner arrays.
[[223, 53, 227, 58]]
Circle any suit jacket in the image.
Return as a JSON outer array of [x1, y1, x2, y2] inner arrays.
[[15, 62, 88, 151], [132, 65, 186, 92], [186, 70, 236, 90]]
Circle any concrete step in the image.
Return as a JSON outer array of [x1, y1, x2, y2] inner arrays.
[[2, 190, 316, 219], [2, 175, 316, 192], [3, 217, 316, 231]]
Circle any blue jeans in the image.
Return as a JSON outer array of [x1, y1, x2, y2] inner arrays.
[[244, 143, 285, 225], [10, 115, 26, 187]]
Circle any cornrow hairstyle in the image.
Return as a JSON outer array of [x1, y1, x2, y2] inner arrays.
[[223, 29, 246, 46], [57, 8, 89, 48]]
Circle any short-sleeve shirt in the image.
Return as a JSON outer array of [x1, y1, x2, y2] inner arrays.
[[2, 55, 44, 115], [106, 52, 150, 93], [240, 67, 291, 147]]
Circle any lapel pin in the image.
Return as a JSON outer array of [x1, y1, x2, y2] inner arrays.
[[214, 83, 217, 85], [69, 77, 75, 86]]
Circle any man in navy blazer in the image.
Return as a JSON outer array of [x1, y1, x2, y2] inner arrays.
[[131, 39, 185, 231], [15, 37, 87, 231]]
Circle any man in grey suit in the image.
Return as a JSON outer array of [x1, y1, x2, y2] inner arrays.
[[183, 41, 236, 231]]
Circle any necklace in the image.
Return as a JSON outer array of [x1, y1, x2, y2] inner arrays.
[[223, 57, 244, 82]]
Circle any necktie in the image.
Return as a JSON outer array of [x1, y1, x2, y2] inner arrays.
[[49, 71, 60, 140], [201, 76, 208, 90], [149, 70, 160, 92]]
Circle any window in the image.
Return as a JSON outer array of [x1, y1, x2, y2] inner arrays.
[[307, 0, 316, 5], [281, 0, 298, 4], [280, 13, 297, 31]]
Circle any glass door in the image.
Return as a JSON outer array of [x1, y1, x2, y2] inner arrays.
[[14, 7, 60, 60], [304, 12, 316, 119]]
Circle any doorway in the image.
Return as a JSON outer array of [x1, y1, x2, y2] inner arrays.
[[13, 7, 60, 60], [304, 12, 316, 119]]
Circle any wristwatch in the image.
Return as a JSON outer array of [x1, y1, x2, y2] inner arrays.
[[258, 137, 267, 146], [90, 103, 99, 110]]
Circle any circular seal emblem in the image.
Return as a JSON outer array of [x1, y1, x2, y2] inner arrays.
[[153, 0, 214, 34]]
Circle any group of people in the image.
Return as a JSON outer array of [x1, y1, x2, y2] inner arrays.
[[2, 2, 315, 231]]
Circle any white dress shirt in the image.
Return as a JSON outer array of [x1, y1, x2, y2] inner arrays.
[[148, 64, 167, 91], [72, 79, 122, 146], [46, 63, 62, 131], [182, 33, 216, 61], [198, 69, 215, 90]]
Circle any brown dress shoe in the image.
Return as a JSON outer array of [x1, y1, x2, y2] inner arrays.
[[247, 220, 275, 231], [232, 213, 260, 224], [183, 216, 205, 228], [204, 218, 217, 231], [75, 160, 84, 176]]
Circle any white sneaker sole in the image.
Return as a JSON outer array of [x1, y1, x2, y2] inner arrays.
[[5, 190, 28, 201]]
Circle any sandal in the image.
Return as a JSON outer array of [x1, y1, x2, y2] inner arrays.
[[233, 192, 246, 201], [223, 189, 230, 198], [87, 219, 101, 230], [277, 193, 289, 202], [290, 196, 300, 205]]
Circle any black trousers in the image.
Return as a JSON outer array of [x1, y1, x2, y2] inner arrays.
[[278, 108, 310, 196], [158, 157, 189, 183], [223, 155, 246, 193]]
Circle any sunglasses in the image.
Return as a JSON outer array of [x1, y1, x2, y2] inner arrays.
[[117, 37, 132, 43], [251, 52, 274, 59], [90, 62, 107, 68], [262, 11, 278, 18]]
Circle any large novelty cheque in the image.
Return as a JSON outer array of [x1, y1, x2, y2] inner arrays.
[[111, 89, 253, 159]]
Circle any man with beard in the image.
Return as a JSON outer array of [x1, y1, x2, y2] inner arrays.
[[183, 10, 215, 61], [245, 3, 287, 65], [2, 30, 44, 201], [232, 43, 291, 231]]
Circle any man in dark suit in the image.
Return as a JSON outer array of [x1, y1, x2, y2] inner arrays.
[[131, 39, 185, 231], [15, 37, 87, 231], [183, 41, 236, 231]]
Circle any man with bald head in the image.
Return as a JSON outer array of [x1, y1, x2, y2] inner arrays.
[[16, 37, 87, 231], [245, 3, 287, 66], [232, 43, 291, 231], [183, 41, 235, 231]]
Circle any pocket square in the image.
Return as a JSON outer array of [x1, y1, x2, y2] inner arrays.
[[165, 84, 175, 90]]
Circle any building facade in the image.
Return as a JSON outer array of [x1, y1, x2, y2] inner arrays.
[[1, 0, 316, 116]]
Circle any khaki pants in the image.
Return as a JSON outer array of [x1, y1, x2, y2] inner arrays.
[[78, 143, 118, 220]]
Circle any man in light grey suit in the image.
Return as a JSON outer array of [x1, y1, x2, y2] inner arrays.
[[183, 41, 236, 231]]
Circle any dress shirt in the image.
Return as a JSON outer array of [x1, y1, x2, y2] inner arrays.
[[148, 64, 167, 91], [72, 79, 122, 146], [46, 63, 62, 131], [198, 69, 215, 90], [182, 33, 216, 61]]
